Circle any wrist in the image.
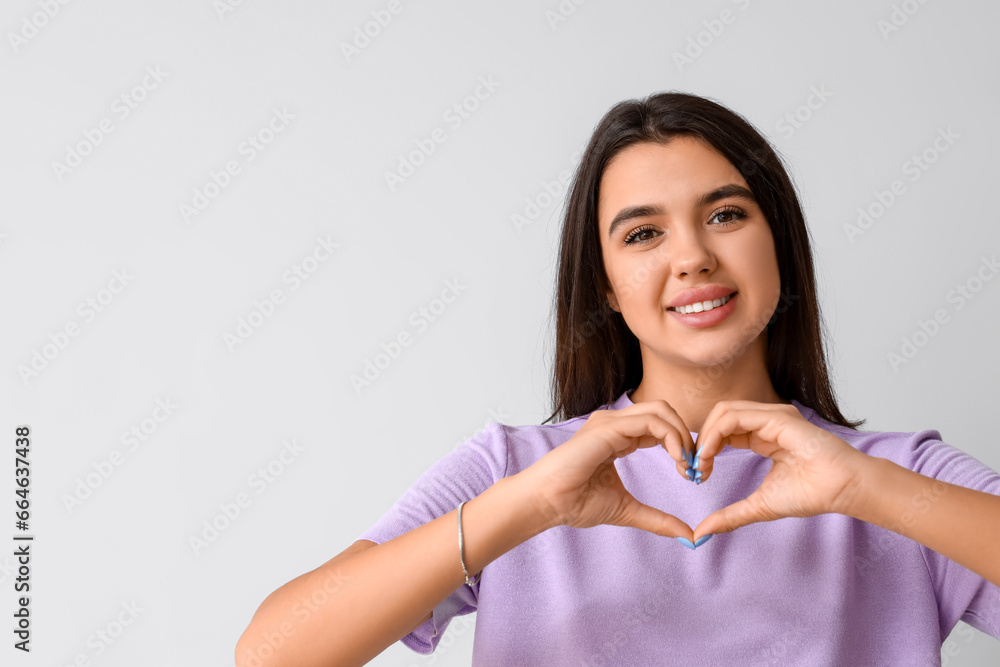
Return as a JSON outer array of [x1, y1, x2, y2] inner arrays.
[[458, 473, 557, 581], [503, 471, 563, 536], [833, 451, 885, 521]]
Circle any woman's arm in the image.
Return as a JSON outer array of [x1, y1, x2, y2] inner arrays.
[[237, 400, 706, 666], [842, 455, 1000, 588], [690, 401, 1000, 590], [234, 473, 555, 667]]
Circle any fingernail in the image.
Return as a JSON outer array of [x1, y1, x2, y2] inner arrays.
[[676, 537, 696, 550], [694, 470, 702, 480], [694, 478, 702, 485], [694, 534, 713, 547], [693, 455, 700, 470], [684, 449, 693, 466], [685, 466, 695, 481]]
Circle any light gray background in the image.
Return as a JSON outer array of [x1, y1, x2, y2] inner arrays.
[[2, 0, 998, 665]]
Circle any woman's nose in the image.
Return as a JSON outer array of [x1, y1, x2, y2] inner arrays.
[[669, 228, 715, 277]]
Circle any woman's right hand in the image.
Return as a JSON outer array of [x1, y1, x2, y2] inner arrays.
[[516, 399, 696, 539]]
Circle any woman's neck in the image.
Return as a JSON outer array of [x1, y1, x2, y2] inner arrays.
[[628, 340, 786, 433]]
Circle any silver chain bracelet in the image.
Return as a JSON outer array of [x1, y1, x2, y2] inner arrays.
[[457, 501, 481, 587]]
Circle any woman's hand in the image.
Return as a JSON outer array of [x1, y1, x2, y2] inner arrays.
[[517, 400, 698, 539], [690, 400, 870, 540]]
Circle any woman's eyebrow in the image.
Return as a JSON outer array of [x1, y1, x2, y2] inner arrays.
[[606, 184, 757, 239]]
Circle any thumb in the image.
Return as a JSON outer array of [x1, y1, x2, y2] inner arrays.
[[694, 492, 776, 538], [618, 498, 693, 539]]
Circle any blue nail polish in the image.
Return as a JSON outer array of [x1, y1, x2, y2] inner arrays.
[[694, 470, 702, 480], [694, 478, 701, 485], [676, 537, 696, 550], [685, 466, 694, 481], [693, 455, 700, 470], [684, 449, 692, 466], [694, 534, 713, 547]]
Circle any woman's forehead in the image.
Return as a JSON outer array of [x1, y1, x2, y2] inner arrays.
[[598, 140, 748, 223], [603, 137, 738, 183]]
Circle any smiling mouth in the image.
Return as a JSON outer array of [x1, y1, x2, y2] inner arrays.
[[667, 291, 737, 314]]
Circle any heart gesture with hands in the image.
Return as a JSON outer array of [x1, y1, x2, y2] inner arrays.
[[523, 397, 872, 550], [689, 400, 871, 544]]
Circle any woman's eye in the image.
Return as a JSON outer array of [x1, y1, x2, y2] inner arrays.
[[623, 226, 658, 245], [711, 206, 747, 226]]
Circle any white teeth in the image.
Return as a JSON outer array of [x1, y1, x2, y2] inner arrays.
[[672, 293, 733, 314]]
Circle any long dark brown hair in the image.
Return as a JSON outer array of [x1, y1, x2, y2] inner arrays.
[[542, 91, 865, 431]]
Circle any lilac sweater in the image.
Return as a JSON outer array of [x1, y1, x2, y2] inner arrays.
[[357, 391, 1000, 665]]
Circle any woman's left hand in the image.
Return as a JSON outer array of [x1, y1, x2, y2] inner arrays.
[[690, 400, 871, 540]]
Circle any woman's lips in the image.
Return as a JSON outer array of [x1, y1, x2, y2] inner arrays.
[[667, 292, 738, 328]]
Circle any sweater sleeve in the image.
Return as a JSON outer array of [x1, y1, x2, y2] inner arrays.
[[903, 429, 1000, 641], [354, 421, 509, 655]]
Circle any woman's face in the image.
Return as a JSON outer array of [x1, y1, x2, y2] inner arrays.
[[597, 136, 781, 370]]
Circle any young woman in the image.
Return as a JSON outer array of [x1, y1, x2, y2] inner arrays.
[[236, 92, 1000, 666]]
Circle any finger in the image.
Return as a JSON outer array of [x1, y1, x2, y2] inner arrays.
[[692, 457, 712, 484], [619, 499, 694, 540], [693, 489, 777, 537], [617, 400, 696, 461], [676, 449, 714, 483], [676, 455, 692, 482], [695, 407, 790, 462], [696, 400, 794, 453], [671, 427, 708, 482], [691, 401, 752, 477], [696, 399, 759, 448], [594, 413, 687, 470], [611, 404, 694, 467], [662, 428, 688, 471]]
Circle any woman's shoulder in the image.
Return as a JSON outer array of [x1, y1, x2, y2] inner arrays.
[[480, 407, 600, 474], [497, 412, 590, 446], [798, 402, 999, 488], [496, 395, 615, 437], [799, 400, 942, 454]]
